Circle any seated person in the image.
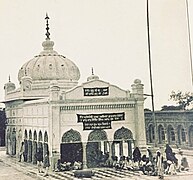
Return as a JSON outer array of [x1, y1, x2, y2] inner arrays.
[[55, 159, 62, 172], [181, 157, 189, 171], [73, 161, 82, 170]]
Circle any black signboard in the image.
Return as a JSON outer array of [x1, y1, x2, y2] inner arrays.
[[83, 87, 109, 96], [83, 121, 111, 130], [77, 112, 125, 130]]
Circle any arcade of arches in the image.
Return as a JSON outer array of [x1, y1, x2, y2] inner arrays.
[[6, 128, 49, 164], [145, 111, 193, 148], [61, 127, 134, 168], [6, 126, 135, 168]]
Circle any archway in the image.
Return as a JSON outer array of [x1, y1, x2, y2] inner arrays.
[[177, 125, 186, 145], [158, 125, 165, 144], [32, 130, 37, 164], [37, 131, 43, 162], [61, 129, 82, 164], [114, 127, 133, 158], [148, 124, 155, 143], [43, 131, 49, 158], [27, 130, 32, 162], [87, 130, 108, 168], [167, 125, 175, 144], [11, 128, 16, 155], [24, 129, 28, 162], [189, 125, 193, 147], [6, 129, 10, 154]]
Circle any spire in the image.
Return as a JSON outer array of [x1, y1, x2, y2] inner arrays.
[[41, 13, 55, 53], [45, 13, 50, 40], [91, 67, 94, 75]]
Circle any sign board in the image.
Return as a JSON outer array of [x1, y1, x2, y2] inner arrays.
[[83, 87, 109, 96], [77, 112, 125, 130]]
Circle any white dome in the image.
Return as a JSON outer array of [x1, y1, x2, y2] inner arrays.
[[18, 39, 80, 83]]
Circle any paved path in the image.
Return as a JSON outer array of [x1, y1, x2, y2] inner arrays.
[[1, 148, 193, 179]]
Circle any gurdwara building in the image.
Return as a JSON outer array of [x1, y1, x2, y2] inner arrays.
[[3, 16, 146, 169]]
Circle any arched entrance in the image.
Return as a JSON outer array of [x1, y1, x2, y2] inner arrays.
[[24, 130, 28, 162], [158, 125, 165, 144], [37, 131, 43, 161], [6, 129, 10, 154], [148, 124, 155, 143], [177, 125, 186, 145], [43, 131, 49, 158], [113, 127, 133, 158], [167, 125, 175, 144], [27, 130, 32, 162], [87, 130, 108, 168], [11, 128, 16, 155], [61, 129, 83, 164], [32, 130, 37, 164], [189, 125, 193, 147]]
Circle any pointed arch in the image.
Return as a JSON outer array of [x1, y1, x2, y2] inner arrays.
[[148, 124, 155, 143], [88, 129, 108, 141], [29, 130, 32, 140], [44, 131, 48, 142], [62, 129, 81, 143], [114, 127, 133, 140], [33, 130, 37, 141], [24, 129, 28, 139], [158, 124, 165, 144], [38, 131, 43, 142]]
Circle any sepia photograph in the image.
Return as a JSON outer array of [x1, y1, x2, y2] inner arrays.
[[0, 0, 193, 179]]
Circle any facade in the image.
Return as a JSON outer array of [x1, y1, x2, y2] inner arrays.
[[0, 108, 6, 146], [3, 17, 147, 169], [145, 110, 193, 148]]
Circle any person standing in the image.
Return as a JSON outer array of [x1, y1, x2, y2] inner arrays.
[[43, 151, 50, 177], [156, 150, 164, 179], [18, 142, 24, 162], [133, 147, 141, 168], [35, 148, 43, 173]]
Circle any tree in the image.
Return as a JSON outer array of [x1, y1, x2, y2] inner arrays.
[[161, 105, 182, 111], [170, 91, 193, 110]]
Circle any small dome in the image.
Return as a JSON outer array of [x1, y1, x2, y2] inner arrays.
[[18, 39, 80, 82], [87, 68, 99, 81], [134, 79, 141, 84], [87, 74, 99, 81]]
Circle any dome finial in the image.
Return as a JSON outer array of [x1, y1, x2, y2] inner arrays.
[[91, 67, 94, 75], [8, 75, 11, 82], [45, 13, 50, 40]]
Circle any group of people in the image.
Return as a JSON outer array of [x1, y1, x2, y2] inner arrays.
[[55, 160, 82, 172], [35, 148, 50, 177], [107, 145, 189, 179], [18, 142, 189, 179], [18, 143, 50, 177]]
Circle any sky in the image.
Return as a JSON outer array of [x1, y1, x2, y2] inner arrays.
[[0, 0, 193, 110]]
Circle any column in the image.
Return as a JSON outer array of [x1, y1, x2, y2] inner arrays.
[[82, 142, 87, 169], [32, 141, 37, 164], [120, 141, 124, 157], [27, 140, 32, 162], [114, 143, 119, 157], [107, 141, 113, 160]]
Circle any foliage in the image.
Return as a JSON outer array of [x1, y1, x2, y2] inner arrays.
[[144, 108, 151, 111], [161, 105, 182, 111], [170, 91, 193, 110]]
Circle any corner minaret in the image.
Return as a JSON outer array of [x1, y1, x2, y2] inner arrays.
[[4, 75, 16, 96]]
